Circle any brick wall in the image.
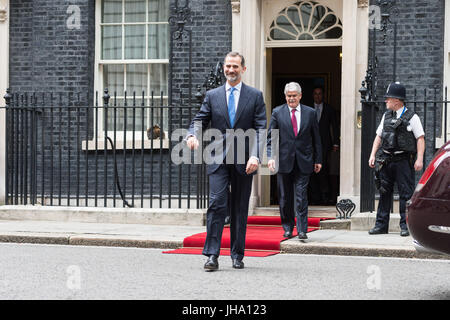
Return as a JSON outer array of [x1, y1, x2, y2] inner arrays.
[[9, 0, 95, 96], [369, 0, 445, 166], [170, 0, 232, 104], [7, 0, 232, 205], [9, 0, 232, 101]]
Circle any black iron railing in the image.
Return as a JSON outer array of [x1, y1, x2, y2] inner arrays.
[[3, 89, 209, 209]]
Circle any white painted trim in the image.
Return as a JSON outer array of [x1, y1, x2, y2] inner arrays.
[[339, 0, 358, 201], [255, 0, 366, 208], [0, 0, 9, 204], [263, 0, 343, 36], [238, 0, 264, 212], [231, 2, 241, 52], [265, 39, 342, 48], [354, 2, 369, 209], [81, 134, 169, 151], [265, 0, 343, 44], [100, 22, 168, 26], [94, 0, 169, 145], [99, 59, 169, 64], [94, 0, 102, 131], [239, 0, 263, 88]]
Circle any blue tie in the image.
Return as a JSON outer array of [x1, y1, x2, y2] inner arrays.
[[228, 87, 236, 127]]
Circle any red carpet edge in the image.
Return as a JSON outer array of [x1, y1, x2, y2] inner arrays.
[[163, 216, 333, 257]]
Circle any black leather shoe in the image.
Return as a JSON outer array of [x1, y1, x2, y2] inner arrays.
[[224, 216, 231, 225], [368, 227, 388, 235], [204, 255, 219, 271], [283, 230, 293, 238], [232, 259, 244, 269], [400, 229, 410, 237], [298, 232, 308, 240]]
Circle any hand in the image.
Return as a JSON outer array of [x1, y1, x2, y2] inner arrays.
[[414, 159, 423, 172], [314, 164, 322, 173], [186, 136, 199, 150], [268, 159, 276, 172], [332, 145, 339, 152], [246, 157, 259, 175], [368, 155, 376, 168]]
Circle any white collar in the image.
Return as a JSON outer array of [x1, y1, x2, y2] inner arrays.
[[395, 106, 407, 118], [288, 105, 301, 112], [226, 81, 242, 92]]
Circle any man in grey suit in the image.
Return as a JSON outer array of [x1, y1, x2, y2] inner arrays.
[[267, 82, 322, 240], [187, 52, 267, 271]]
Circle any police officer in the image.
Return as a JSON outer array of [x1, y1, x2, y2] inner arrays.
[[368, 82, 425, 237]]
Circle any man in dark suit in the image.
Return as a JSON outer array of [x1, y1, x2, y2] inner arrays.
[[186, 52, 267, 271], [309, 87, 339, 205], [267, 82, 322, 240]]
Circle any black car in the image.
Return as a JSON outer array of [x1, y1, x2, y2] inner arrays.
[[407, 140, 450, 255]]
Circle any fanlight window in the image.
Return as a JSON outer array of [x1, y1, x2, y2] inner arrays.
[[268, 1, 342, 41]]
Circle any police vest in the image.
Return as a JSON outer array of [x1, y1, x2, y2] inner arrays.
[[381, 109, 417, 154]]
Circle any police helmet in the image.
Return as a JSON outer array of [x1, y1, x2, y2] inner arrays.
[[384, 82, 406, 101]]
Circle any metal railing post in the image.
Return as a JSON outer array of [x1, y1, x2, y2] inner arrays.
[[3, 89, 12, 205]]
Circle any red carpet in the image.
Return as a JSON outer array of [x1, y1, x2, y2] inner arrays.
[[163, 216, 333, 257]]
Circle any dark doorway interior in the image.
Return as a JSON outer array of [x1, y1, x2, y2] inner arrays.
[[270, 46, 342, 205]]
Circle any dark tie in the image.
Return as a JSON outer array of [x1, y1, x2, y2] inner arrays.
[[291, 109, 298, 136], [228, 87, 236, 127]]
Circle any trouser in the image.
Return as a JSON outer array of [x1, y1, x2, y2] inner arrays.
[[309, 150, 330, 203], [375, 157, 414, 231], [202, 164, 253, 261], [277, 163, 310, 234]]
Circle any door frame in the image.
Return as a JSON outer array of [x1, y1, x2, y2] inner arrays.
[[232, 0, 369, 212]]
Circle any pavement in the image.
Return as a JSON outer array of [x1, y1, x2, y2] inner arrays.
[[0, 215, 448, 260]]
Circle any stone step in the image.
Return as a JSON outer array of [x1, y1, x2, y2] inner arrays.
[[252, 206, 350, 230], [319, 219, 351, 230], [0, 205, 206, 226], [350, 212, 402, 232], [253, 206, 337, 218]]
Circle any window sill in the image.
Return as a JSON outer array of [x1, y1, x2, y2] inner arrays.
[[435, 136, 449, 149], [82, 137, 169, 151]]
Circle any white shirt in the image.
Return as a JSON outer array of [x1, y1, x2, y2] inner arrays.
[[225, 81, 259, 163], [288, 105, 301, 134], [376, 106, 425, 139], [225, 81, 242, 111], [314, 103, 323, 122], [185, 82, 242, 141]]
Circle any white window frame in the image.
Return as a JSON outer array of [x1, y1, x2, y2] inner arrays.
[[90, 0, 169, 149], [265, 0, 343, 48]]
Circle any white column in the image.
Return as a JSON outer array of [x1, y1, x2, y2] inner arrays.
[[239, 0, 262, 88], [231, 1, 241, 53], [232, 0, 264, 213], [338, 0, 361, 210], [338, 0, 369, 212], [0, 0, 9, 205], [354, 2, 369, 207]]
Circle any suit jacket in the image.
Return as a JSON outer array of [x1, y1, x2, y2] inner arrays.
[[188, 82, 267, 175], [267, 104, 322, 175], [312, 103, 339, 154]]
